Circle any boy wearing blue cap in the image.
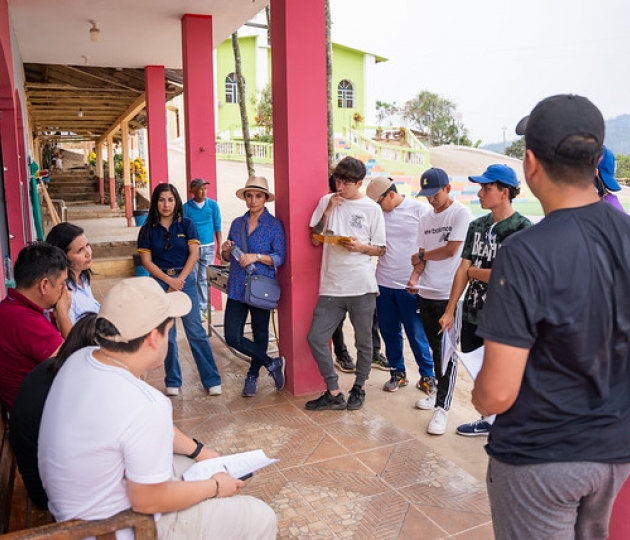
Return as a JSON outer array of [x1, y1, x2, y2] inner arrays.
[[439, 164, 531, 437], [595, 146, 625, 213]]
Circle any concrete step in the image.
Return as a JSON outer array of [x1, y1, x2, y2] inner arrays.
[[91, 240, 137, 260], [92, 256, 134, 279]]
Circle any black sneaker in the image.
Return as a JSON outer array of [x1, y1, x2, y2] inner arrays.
[[371, 352, 390, 371], [335, 354, 356, 373], [305, 390, 347, 411], [347, 384, 366, 410]]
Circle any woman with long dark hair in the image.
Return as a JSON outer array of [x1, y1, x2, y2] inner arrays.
[[10, 312, 97, 509], [219, 176, 286, 397], [137, 183, 221, 396], [46, 222, 99, 323]]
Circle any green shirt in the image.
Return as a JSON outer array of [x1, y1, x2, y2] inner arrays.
[[461, 211, 532, 325]]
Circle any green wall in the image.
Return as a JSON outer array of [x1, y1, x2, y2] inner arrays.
[[331, 45, 365, 134]]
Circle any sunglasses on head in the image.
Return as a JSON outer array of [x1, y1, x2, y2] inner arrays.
[[164, 232, 172, 251]]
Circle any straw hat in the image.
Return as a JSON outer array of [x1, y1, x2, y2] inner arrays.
[[235, 176, 275, 202]]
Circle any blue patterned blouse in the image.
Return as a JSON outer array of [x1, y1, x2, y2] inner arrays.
[[226, 209, 286, 303]]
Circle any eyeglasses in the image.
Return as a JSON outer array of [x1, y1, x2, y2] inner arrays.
[[377, 181, 396, 205], [164, 232, 172, 251], [335, 177, 358, 187]]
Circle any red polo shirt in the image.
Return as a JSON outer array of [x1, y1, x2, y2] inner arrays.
[[0, 288, 62, 410]]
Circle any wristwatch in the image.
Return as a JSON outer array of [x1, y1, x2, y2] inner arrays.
[[418, 249, 425, 262], [256, 253, 262, 262], [187, 438, 204, 459]]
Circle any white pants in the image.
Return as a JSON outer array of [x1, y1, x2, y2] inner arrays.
[[156, 455, 277, 540]]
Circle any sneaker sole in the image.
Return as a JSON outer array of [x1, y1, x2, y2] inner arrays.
[[427, 425, 446, 435], [415, 401, 436, 410], [305, 402, 347, 411], [456, 430, 489, 437], [371, 362, 390, 372], [335, 364, 356, 373], [346, 401, 364, 411], [383, 381, 409, 392]]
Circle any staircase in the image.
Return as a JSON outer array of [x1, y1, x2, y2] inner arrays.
[[46, 167, 100, 205]]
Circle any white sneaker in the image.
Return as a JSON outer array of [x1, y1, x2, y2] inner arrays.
[[165, 387, 179, 396], [208, 385, 222, 396], [427, 407, 448, 435], [415, 395, 436, 410]]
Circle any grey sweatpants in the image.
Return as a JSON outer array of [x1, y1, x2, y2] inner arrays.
[[307, 294, 376, 391], [156, 455, 277, 539], [487, 456, 630, 540]]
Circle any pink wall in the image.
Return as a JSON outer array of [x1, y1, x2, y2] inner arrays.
[[145, 65, 169, 190], [270, 0, 329, 395]]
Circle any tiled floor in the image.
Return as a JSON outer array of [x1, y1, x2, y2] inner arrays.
[[92, 278, 493, 539]]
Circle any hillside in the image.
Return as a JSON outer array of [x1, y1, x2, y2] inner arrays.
[[482, 114, 630, 156]]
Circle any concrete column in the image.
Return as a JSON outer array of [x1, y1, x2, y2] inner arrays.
[[145, 65, 169, 190], [107, 135, 116, 210], [121, 121, 133, 226], [96, 142, 104, 204], [270, 0, 329, 395]]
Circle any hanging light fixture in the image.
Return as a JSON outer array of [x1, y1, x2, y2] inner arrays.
[[89, 21, 100, 42], [78, 108, 83, 118]]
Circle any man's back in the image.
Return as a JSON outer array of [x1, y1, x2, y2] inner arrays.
[[39, 347, 173, 524], [479, 201, 630, 463]]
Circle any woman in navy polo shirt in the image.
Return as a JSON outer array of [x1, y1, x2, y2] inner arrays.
[[219, 176, 286, 397], [137, 183, 221, 396]]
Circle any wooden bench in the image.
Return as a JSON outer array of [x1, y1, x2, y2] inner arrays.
[[0, 407, 156, 539]]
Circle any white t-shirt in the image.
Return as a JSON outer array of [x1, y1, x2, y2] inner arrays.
[[39, 347, 173, 537], [310, 194, 386, 296], [416, 200, 472, 300], [376, 196, 430, 289]]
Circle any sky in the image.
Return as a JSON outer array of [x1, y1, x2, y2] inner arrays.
[[330, 0, 630, 145]]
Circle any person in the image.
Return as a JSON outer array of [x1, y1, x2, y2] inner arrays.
[[183, 178, 223, 321], [407, 168, 472, 435], [219, 176, 286, 397], [10, 312, 97, 510], [438, 165, 531, 437], [46, 222, 100, 324], [472, 94, 630, 540], [137, 183, 222, 397], [595, 146, 625, 212], [39, 277, 277, 539], [365, 176, 436, 394], [305, 156, 386, 411], [0, 242, 71, 411], [326, 174, 390, 374]]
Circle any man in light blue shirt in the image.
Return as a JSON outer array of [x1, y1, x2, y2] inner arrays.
[[183, 178, 222, 320]]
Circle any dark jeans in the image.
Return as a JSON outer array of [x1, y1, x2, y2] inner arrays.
[[417, 296, 457, 411], [224, 298, 273, 378], [331, 311, 382, 358], [461, 318, 483, 353]]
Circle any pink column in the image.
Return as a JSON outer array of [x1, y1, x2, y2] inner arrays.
[[181, 14, 221, 310], [271, 0, 329, 395], [0, 96, 27, 257], [96, 142, 104, 205], [145, 65, 169, 190], [609, 478, 630, 539], [107, 136, 116, 210]]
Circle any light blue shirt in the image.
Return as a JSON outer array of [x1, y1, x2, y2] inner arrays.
[[67, 275, 100, 324], [183, 198, 222, 246]]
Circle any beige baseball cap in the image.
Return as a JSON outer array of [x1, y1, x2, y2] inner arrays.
[[97, 277, 191, 343], [366, 176, 394, 201]]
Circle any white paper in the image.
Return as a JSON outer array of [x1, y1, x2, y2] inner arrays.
[[458, 346, 485, 381], [182, 449, 279, 481], [441, 323, 485, 380]]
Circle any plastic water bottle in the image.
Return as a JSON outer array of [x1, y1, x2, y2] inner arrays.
[[230, 245, 256, 273], [3, 255, 12, 281]]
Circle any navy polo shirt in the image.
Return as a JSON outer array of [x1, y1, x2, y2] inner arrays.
[[137, 218, 200, 269]]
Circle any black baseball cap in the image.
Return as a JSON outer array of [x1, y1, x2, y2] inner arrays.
[[418, 168, 449, 197], [515, 94, 604, 165]]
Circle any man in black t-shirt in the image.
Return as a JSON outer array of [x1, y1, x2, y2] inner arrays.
[[472, 94, 630, 540]]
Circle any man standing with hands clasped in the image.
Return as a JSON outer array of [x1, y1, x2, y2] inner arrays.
[[472, 94, 630, 539], [306, 156, 386, 411]]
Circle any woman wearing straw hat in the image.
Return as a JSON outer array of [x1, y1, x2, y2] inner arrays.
[[220, 176, 286, 397]]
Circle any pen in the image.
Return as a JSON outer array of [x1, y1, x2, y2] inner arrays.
[[239, 473, 253, 481]]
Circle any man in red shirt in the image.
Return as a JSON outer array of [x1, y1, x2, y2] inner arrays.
[[0, 243, 71, 410]]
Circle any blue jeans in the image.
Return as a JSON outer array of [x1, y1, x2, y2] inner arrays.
[[195, 244, 215, 312], [376, 286, 434, 377], [224, 298, 273, 378], [156, 274, 221, 389]]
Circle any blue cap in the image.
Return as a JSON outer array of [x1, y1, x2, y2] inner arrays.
[[468, 164, 519, 188], [598, 146, 621, 192], [418, 168, 449, 197]]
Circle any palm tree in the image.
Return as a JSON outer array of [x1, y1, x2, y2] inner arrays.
[[232, 31, 255, 177], [325, 0, 334, 170]]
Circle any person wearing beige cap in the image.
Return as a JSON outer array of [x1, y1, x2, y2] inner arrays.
[[365, 177, 436, 395], [39, 277, 278, 539], [219, 176, 286, 398]]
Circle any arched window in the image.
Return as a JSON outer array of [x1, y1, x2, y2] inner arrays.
[[337, 80, 355, 108], [225, 72, 243, 103]]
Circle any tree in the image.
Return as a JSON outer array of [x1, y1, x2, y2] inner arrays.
[[401, 91, 468, 146], [375, 101, 399, 126], [232, 32, 254, 177], [616, 154, 630, 182], [253, 83, 273, 139], [505, 137, 525, 159], [325, 0, 334, 170]]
